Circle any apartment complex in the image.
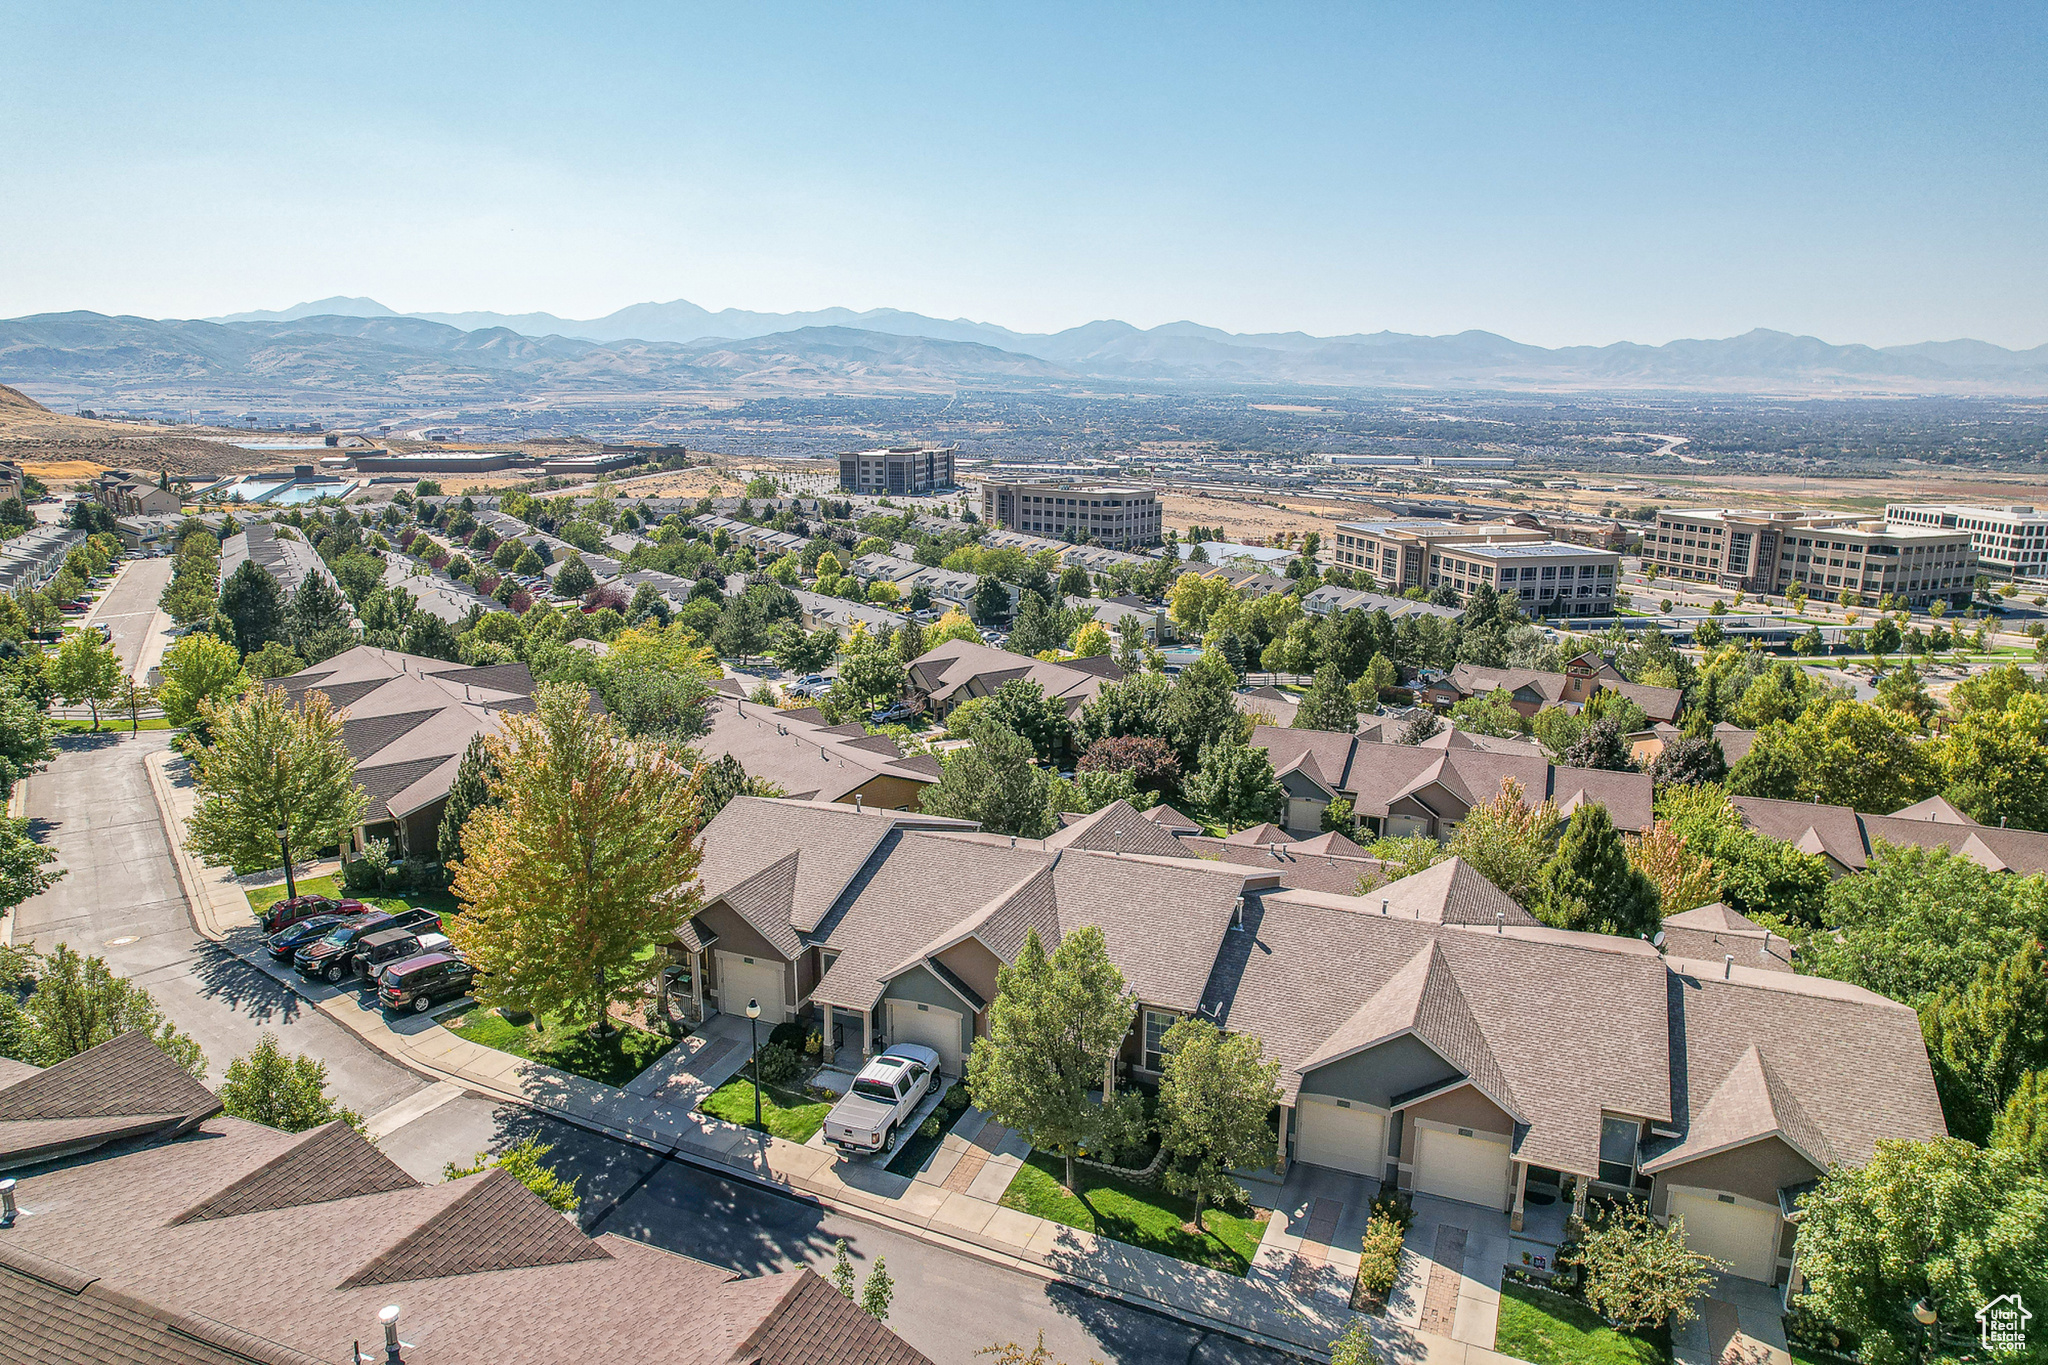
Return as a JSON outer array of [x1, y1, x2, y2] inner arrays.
[[979, 478, 1163, 549], [1886, 503, 2048, 577], [837, 444, 956, 495], [1647, 508, 1975, 607], [1330, 519, 1619, 615], [91, 466, 181, 516]]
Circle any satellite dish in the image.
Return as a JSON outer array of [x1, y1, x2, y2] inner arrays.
[[1652, 931, 1667, 949]]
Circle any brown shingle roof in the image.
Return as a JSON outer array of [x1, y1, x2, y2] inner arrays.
[[173, 1120, 417, 1224], [340, 1168, 610, 1289], [729, 1267, 933, 1365], [1044, 801, 1188, 858]]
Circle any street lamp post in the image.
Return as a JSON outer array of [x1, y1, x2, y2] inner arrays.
[[746, 998, 763, 1129], [276, 825, 296, 902]]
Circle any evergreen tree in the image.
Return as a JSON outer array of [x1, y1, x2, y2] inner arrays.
[[554, 553, 596, 598], [437, 733, 500, 864], [1991, 1070, 2048, 1176], [919, 719, 1052, 837], [972, 575, 1012, 628], [1536, 804, 1661, 937], [1293, 663, 1358, 733], [1919, 947, 2048, 1145], [285, 573, 353, 664], [1164, 648, 1245, 769], [1008, 592, 1062, 656]]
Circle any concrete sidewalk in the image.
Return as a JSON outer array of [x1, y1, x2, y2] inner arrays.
[[145, 744, 1517, 1365]]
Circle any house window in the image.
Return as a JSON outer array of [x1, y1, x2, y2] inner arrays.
[[1598, 1115, 1640, 1186], [1143, 1009, 1177, 1072]]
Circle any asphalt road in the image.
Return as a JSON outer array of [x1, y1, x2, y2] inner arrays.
[[9, 733, 1301, 1364], [82, 555, 175, 681]]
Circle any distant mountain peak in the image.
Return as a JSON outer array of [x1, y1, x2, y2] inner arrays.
[[213, 296, 398, 324]]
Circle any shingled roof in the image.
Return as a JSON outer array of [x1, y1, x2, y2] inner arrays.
[[905, 639, 1126, 717], [0, 1031, 220, 1168], [0, 1040, 935, 1365], [1732, 793, 2048, 875], [694, 694, 942, 804]]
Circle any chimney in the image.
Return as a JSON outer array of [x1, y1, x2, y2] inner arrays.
[[1724, 953, 1734, 979]]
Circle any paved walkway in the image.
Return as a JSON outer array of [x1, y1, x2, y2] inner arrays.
[[146, 743, 1525, 1364]]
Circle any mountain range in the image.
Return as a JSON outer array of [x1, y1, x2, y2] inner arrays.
[[0, 299, 2043, 401]]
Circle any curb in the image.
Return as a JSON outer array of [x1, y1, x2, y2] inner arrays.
[[140, 749, 1337, 1361]]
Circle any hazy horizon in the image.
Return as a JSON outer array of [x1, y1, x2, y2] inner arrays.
[[4, 2, 2044, 349]]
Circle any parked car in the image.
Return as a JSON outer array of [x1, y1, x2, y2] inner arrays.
[[787, 673, 829, 697], [377, 952, 476, 1014], [355, 927, 452, 982], [294, 908, 440, 983], [264, 912, 366, 963], [869, 701, 920, 724], [822, 1045, 939, 1156], [261, 892, 371, 935]]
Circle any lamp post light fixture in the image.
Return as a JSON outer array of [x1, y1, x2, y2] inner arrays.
[[275, 825, 296, 902], [1912, 1298, 1938, 1363], [746, 998, 763, 1129]]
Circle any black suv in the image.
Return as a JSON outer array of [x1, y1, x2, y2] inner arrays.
[[377, 953, 475, 1014], [294, 908, 440, 983], [265, 912, 370, 963]]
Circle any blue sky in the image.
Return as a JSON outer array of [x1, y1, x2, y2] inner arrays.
[[3, 2, 2043, 347]]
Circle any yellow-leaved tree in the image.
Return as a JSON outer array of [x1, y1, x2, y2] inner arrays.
[[447, 682, 704, 1036]]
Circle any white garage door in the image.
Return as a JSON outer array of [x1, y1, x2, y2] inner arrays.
[[1294, 1096, 1386, 1177], [886, 998, 963, 1075], [1670, 1189, 1779, 1283], [717, 951, 785, 1022], [1415, 1127, 1510, 1209]]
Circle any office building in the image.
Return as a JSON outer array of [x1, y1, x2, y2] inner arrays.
[[979, 479, 1162, 549], [838, 444, 956, 495], [1885, 503, 2048, 577], [1330, 518, 1618, 615], [1646, 508, 1975, 607]]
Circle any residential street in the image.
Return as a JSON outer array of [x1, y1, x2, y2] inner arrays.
[[79, 554, 176, 682], [9, 732, 1297, 1365]]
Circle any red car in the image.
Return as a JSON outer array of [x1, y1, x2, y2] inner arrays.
[[260, 892, 370, 936]]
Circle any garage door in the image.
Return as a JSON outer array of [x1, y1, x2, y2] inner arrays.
[[1415, 1127, 1510, 1209], [1294, 1096, 1386, 1177], [717, 951, 785, 1022], [1670, 1189, 1779, 1283], [886, 998, 963, 1075]]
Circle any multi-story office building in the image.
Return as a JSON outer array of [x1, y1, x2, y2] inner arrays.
[[979, 480, 1162, 549], [838, 445, 956, 495], [1885, 503, 2048, 577], [1330, 519, 1619, 615], [1645, 508, 1974, 607]]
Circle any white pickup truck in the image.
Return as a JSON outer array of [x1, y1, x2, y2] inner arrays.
[[822, 1045, 940, 1156]]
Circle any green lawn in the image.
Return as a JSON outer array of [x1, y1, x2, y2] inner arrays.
[[1494, 1280, 1670, 1365], [443, 1004, 674, 1087], [998, 1150, 1267, 1275], [56, 716, 173, 734], [245, 872, 463, 920], [700, 1075, 832, 1143]]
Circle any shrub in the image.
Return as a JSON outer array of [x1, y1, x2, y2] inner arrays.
[[768, 1021, 808, 1052], [340, 839, 392, 894], [1355, 1210, 1407, 1302], [919, 1115, 942, 1139], [752, 1042, 802, 1085]]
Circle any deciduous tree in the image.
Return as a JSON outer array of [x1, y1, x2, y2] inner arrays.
[[155, 633, 247, 738], [967, 926, 1141, 1191], [443, 1136, 581, 1213], [51, 627, 121, 729], [1918, 946, 2048, 1144], [1156, 1018, 1282, 1225], [1445, 778, 1562, 908], [1795, 1138, 2048, 1365], [219, 1033, 362, 1131], [447, 684, 704, 1035], [1561, 1201, 1720, 1333], [1183, 734, 1283, 831], [186, 685, 367, 885], [15, 945, 204, 1076], [1626, 820, 1720, 916]]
